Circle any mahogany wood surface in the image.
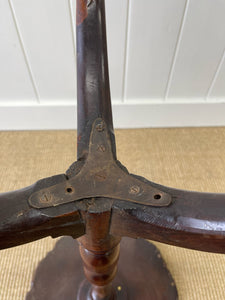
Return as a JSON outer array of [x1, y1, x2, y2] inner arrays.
[[111, 182, 225, 253], [76, 0, 115, 161], [0, 0, 225, 299], [26, 236, 178, 300], [0, 0, 224, 255], [0, 176, 85, 250]]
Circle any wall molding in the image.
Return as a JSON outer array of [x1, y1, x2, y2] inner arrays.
[[0, 101, 225, 130]]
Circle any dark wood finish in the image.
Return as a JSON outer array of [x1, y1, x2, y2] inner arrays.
[[0, 0, 224, 254], [1, 0, 225, 298], [0, 175, 85, 250], [78, 201, 121, 299], [76, 0, 115, 161], [111, 182, 225, 253], [26, 236, 178, 300]]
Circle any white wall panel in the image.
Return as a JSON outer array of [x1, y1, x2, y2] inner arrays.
[[12, 0, 77, 102], [168, 0, 225, 99], [0, 0, 225, 129], [0, 0, 36, 102], [105, 0, 128, 101], [124, 0, 186, 100], [1, 102, 225, 130], [208, 51, 225, 99]]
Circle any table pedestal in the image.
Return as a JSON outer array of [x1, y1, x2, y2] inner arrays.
[[26, 237, 177, 300]]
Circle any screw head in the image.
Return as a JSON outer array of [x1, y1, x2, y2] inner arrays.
[[129, 185, 140, 195], [40, 193, 52, 203], [98, 144, 106, 152], [96, 121, 104, 132], [94, 171, 107, 182], [87, 0, 93, 7]]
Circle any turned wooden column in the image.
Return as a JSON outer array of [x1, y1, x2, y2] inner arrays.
[[78, 209, 121, 300]]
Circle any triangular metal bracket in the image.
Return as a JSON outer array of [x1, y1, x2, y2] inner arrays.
[[29, 119, 172, 208]]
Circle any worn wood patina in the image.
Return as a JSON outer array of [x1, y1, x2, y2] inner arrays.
[[0, 0, 225, 299]]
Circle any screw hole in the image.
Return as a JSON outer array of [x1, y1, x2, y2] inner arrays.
[[154, 194, 161, 200], [66, 187, 73, 194]]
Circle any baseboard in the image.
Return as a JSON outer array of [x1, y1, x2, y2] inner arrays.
[[0, 101, 225, 130]]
